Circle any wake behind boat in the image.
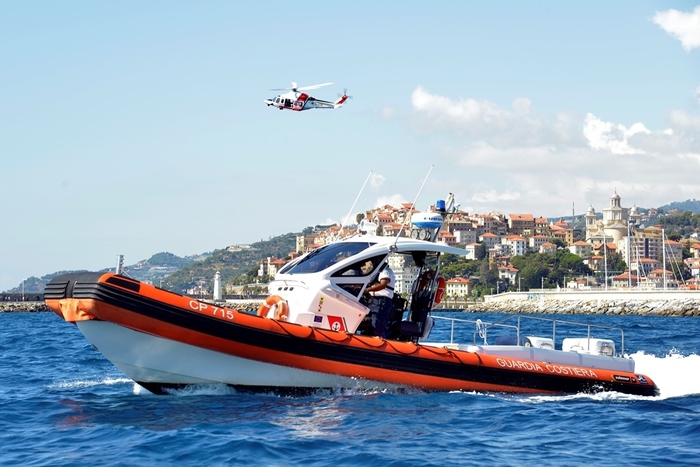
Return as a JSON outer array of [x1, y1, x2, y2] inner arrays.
[[44, 197, 659, 397]]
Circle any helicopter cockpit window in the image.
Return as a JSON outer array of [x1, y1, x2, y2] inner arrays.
[[284, 242, 376, 275]]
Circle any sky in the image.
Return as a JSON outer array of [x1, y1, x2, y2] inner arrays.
[[1, 1, 700, 291]]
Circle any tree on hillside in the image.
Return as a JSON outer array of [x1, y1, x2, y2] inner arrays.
[[550, 238, 566, 249], [440, 259, 480, 279], [475, 243, 486, 260], [478, 261, 498, 288], [557, 251, 592, 275]]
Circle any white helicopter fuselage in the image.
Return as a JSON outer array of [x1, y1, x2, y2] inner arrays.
[[264, 87, 347, 111]]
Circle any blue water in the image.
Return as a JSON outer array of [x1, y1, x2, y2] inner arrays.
[[1, 311, 699, 466]]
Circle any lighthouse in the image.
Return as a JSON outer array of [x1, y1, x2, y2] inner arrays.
[[213, 271, 222, 301]]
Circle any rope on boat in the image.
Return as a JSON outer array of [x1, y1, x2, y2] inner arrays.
[[271, 320, 315, 339], [353, 335, 388, 349], [384, 340, 420, 355], [446, 348, 482, 368], [313, 328, 353, 343]]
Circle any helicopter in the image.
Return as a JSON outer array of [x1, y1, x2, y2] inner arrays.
[[265, 82, 349, 111]]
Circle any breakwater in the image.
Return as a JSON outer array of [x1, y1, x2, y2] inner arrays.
[[1, 301, 50, 313], [460, 298, 700, 316], [5, 295, 700, 317], [456, 289, 700, 316]]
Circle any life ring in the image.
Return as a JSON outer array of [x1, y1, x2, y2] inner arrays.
[[433, 274, 446, 306], [257, 295, 289, 321]]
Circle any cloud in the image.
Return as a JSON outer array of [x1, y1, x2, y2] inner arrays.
[[375, 194, 409, 208], [408, 86, 700, 216], [679, 153, 700, 165], [410, 85, 584, 148], [583, 114, 651, 155], [668, 109, 700, 131], [368, 172, 386, 190], [470, 190, 521, 204], [653, 6, 700, 52]]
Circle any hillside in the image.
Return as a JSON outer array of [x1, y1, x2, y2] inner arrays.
[[8, 234, 298, 294], [657, 199, 700, 214], [163, 233, 298, 293], [10, 198, 700, 294], [11, 252, 206, 294]]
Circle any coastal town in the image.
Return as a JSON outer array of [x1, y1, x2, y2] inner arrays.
[[255, 192, 700, 302], [5, 191, 700, 317]]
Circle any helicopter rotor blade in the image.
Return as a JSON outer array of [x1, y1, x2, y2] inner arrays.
[[270, 81, 299, 92], [296, 82, 334, 91]]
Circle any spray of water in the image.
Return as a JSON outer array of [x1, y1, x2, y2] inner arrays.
[[631, 351, 700, 399], [55, 352, 700, 401]]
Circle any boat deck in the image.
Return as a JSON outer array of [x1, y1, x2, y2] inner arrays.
[[420, 314, 636, 373]]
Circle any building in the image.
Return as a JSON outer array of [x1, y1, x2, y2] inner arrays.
[[502, 235, 528, 257], [549, 220, 574, 245], [479, 232, 501, 251], [612, 272, 638, 288], [464, 243, 480, 260], [630, 257, 660, 277], [584, 254, 604, 271], [529, 235, 550, 252], [539, 242, 558, 254], [507, 213, 535, 237], [437, 230, 457, 246], [388, 254, 420, 296], [585, 191, 637, 246], [498, 264, 519, 285], [445, 276, 473, 298], [258, 257, 288, 277], [569, 241, 593, 258]]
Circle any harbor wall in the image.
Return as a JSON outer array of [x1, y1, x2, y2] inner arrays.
[[1, 301, 50, 313], [5, 291, 700, 316], [452, 289, 700, 316]]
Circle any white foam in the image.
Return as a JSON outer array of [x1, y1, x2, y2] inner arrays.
[[48, 377, 132, 390], [631, 351, 700, 399], [504, 352, 700, 402]]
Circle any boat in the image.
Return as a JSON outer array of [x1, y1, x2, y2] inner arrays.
[[44, 199, 659, 397]]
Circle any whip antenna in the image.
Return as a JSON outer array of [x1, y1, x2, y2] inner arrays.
[[395, 165, 433, 244], [337, 170, 373, 241]]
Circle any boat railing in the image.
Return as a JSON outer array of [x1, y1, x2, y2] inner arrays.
[[431, 314, 626, 356]]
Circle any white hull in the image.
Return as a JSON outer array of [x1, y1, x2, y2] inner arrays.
[[77, 321, 387, 390]]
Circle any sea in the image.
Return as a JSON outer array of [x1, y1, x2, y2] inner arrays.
[[1, 311, 699, 467]]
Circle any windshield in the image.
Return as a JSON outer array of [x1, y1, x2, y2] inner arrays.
[[284, 241, 376, 275]]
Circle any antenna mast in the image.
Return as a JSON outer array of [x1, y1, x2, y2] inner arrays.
[[336, 171, 373, 241], [395, 165, 434, 242]]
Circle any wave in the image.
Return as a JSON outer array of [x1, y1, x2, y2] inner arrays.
[[48, 377, 132, 390], [632, 351, 700, 399], [46, 353, 700, 401]]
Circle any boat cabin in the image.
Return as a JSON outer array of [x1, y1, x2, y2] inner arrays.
[[266, 234, 466, 342]]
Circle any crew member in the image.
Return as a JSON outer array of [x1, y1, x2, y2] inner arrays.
[[365, 262, 395, 338]]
